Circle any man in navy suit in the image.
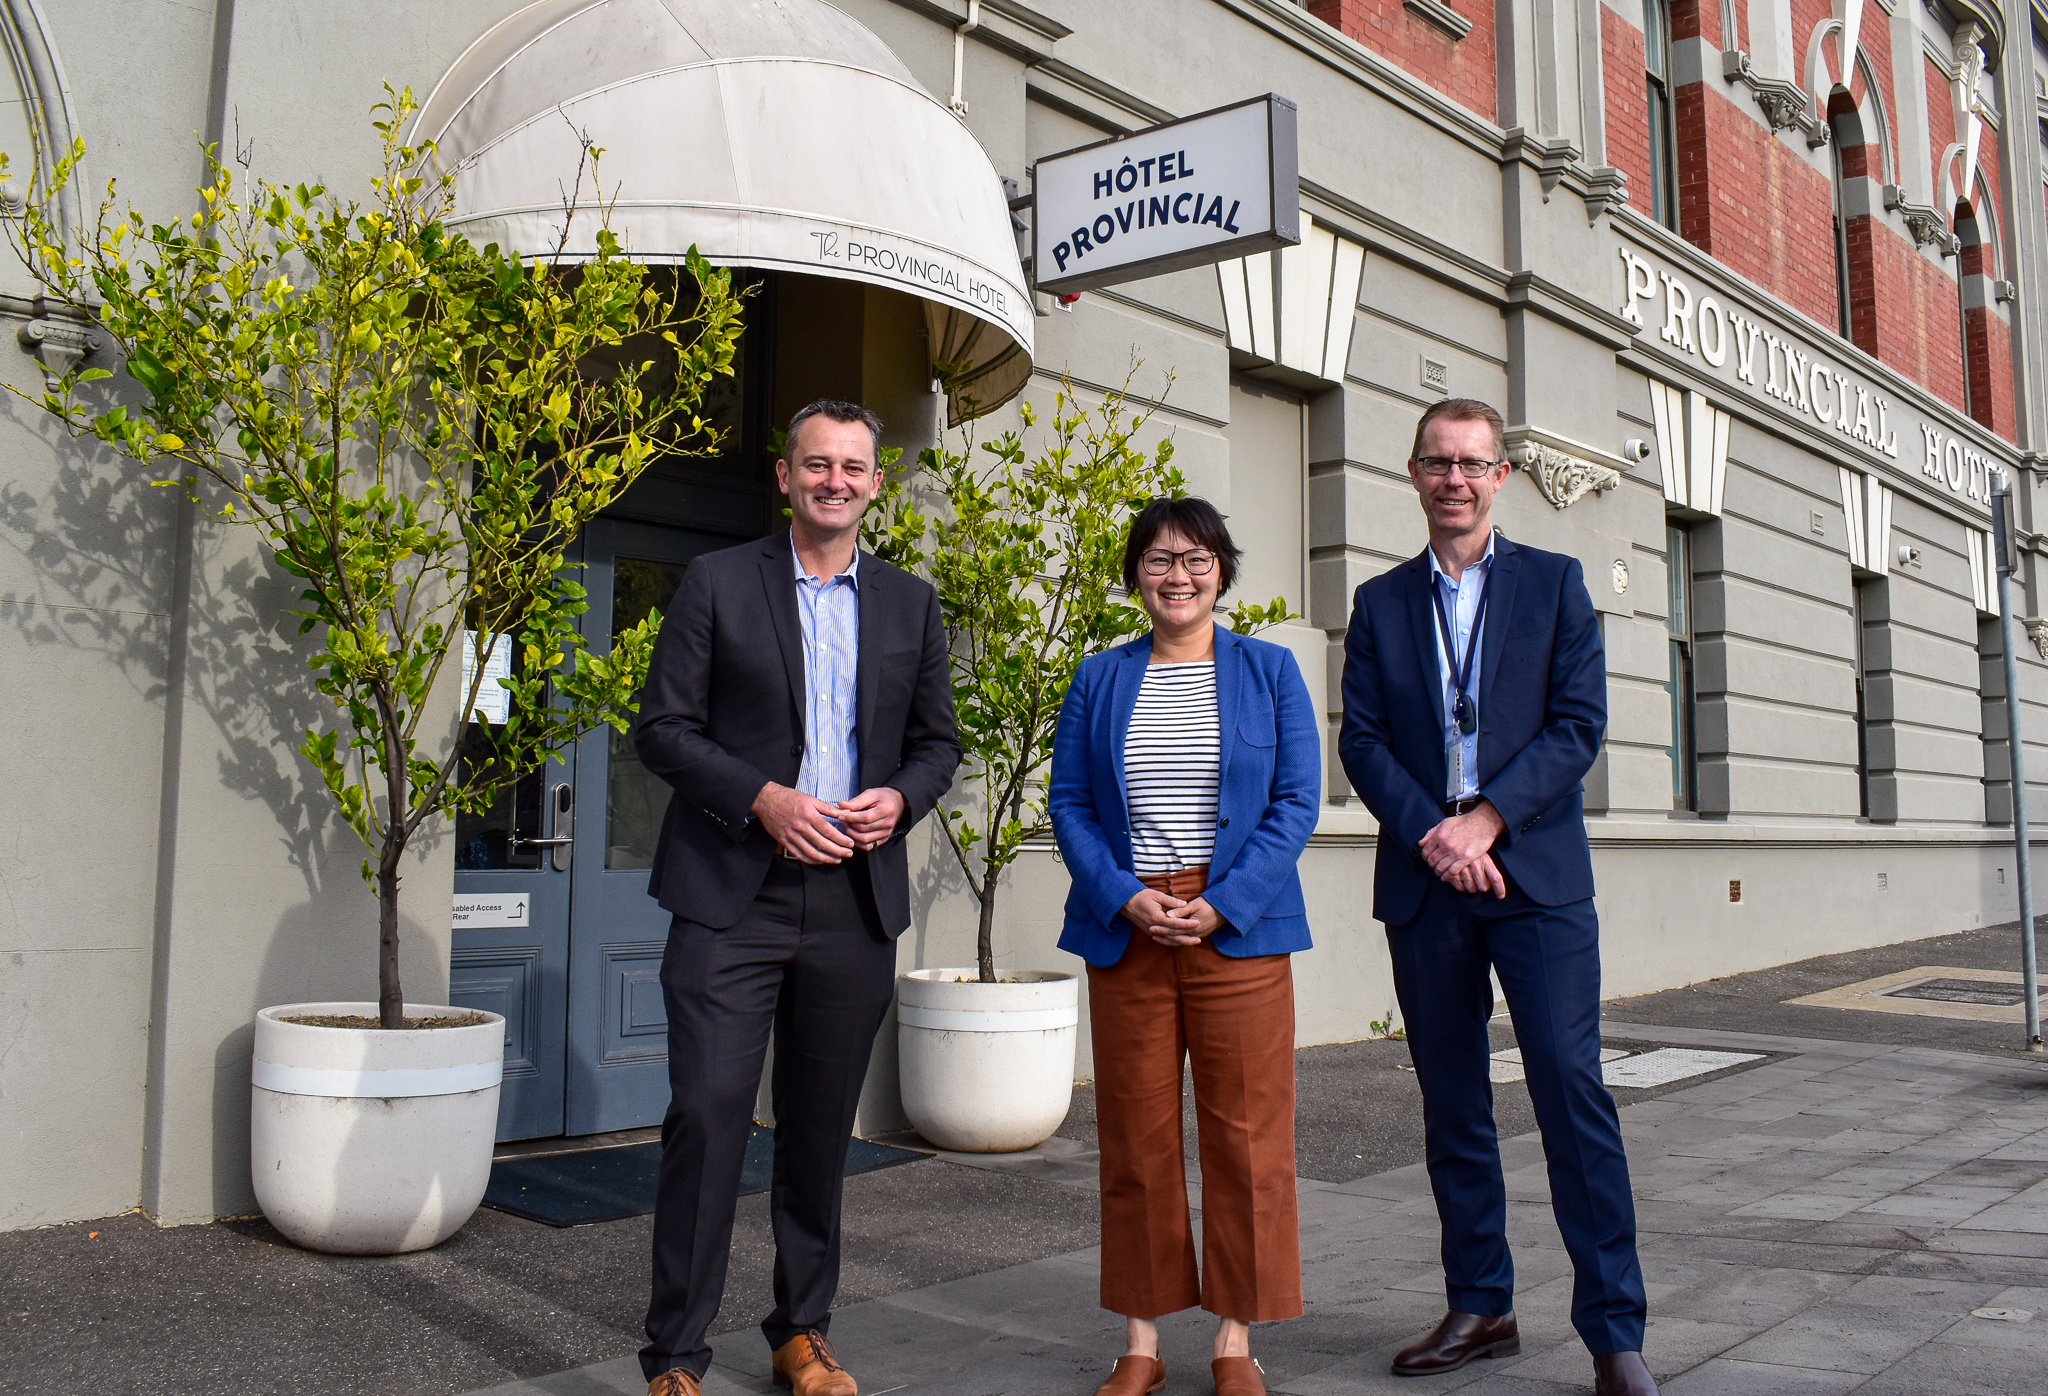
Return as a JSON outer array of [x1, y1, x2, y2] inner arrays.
[[1338, 399, 1655, 1396]]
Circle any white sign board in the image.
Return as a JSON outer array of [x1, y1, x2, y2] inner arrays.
[[461, 630, 512, 726], [1033, 94, 1298, 295], [452, 894, 529, 930]]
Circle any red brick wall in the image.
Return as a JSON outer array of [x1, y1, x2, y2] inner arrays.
[[1847, 211, 1968, 412], [1603, 6, 1653, 205], [1960, 233, 2016, 436], [1675, 82, 1841, 328], [1306, 0, 1496, 122]]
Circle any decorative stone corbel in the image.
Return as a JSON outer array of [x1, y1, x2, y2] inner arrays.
[[1882, 184, 1961, 255], [1513, 441, 1624, 510], [1501, 128, 1580, 203], [18, 314, 104, 390], [1722, 50, 1829, 146], [1582, 166, 1630, 225], [2026, 618, 2048, 662]]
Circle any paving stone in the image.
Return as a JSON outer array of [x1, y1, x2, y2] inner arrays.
[[1848, 1339, 2047, 1395], [1720, 1299, 1969, 1374], [1503, 1316, 1750, 1385], [1956, 1176, 2048, 1234], [1657, 1264, 1858, 1328], [1660, 1358, 1870, 1394]]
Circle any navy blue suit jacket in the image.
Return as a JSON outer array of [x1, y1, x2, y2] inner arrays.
[[1337, 535, 1605, 927], [1050, 626, 1321, 967]]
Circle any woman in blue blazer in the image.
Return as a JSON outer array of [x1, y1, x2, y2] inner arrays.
[[1050, 497, 1321, 1396]]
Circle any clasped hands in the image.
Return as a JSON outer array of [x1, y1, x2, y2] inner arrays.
[[750, 781, 905, 862], [1420, 801, 1509, 899], [1119, 888, 1225, 947]]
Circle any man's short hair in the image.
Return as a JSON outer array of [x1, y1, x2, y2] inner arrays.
[[1409, 398, 1508, 465], [786, 399, 883, 461], [1122, 496, 1242, 596]]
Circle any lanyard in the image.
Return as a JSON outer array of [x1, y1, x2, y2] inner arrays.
[[1430, 564, 1490, 736]]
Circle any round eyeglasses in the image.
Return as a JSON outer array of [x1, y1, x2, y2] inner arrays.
[[1140, 547, 1217, 576], [1415, 456, 1507, 479]]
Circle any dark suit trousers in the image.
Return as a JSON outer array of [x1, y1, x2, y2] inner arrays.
[[640, 857, 895, 1382], [1386, 879, 1646, 1355]]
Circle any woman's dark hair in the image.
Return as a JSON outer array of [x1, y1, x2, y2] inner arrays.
[[1121, 496, 1241, 595]]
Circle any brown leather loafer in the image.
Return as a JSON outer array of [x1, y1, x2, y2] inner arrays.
[[646, 1372, 701, 1396], [1594, 1350, 1659, 1395], [772, 1330, 858, 1396], [1211, 1355, 1266, 1395], [1093, 1354, 1165, 1396], [1391, 1310, 1520, 1376]]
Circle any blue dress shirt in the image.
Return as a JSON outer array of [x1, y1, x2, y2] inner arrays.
[[1428, 532, 1494, 800], [792, 539, 860, 809]]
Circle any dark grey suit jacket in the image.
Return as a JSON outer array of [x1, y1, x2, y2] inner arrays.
[[633, 529, 961, 934]]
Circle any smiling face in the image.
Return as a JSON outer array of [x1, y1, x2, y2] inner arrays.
[[1134, 525, 1222, 635], [776, 415, 881, 544], [1407, 414, 1510, 545]]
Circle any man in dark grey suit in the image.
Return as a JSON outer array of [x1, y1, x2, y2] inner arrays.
[[633, 399, 961, 1396]]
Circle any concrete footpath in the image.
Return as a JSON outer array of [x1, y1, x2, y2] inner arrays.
[[8, 924, 2048, 1395]]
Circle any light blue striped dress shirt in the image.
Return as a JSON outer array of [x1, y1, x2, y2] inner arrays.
[[1428, 533, 1494, 801], [792, 539, 860, 810]]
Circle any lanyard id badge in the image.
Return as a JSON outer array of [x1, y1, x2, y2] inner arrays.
[[1431, 569, 1491, 792]]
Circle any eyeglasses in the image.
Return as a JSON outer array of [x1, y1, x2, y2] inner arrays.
[[1140, 547, 1217, 576], [1415, 456, 1507, 479]]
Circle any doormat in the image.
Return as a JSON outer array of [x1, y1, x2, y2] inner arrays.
[[483, 1128, 927, 1227], [1786, 965, 2047, 1024]]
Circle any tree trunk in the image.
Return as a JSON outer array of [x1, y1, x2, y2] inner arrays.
[[976, 877, 998, 984], [377, 845, 405, 1030]]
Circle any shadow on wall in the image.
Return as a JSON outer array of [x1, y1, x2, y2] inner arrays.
[[3, 384, 450, 1218]]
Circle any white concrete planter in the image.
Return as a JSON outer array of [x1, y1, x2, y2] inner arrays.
[[250, 1001, 504, 1255], [897, 969, 1078, 1153]]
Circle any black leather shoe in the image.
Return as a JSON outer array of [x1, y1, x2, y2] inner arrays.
[[1391, 1311, 1520, 1376], [1594, 1350, 1658, 1395]]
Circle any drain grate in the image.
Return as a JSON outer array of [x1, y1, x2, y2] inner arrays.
[[1880, 978, 2041, 1008]]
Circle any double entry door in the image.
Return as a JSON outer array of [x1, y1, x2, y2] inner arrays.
[[450, 517, 730, 1139]]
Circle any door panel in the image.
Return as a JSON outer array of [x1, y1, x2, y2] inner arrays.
[[452, 742, 573, 1140], [565, 518, 736, 1135]]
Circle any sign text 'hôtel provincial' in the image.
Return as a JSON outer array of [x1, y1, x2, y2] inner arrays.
[[1618, 245, 2001, 510]]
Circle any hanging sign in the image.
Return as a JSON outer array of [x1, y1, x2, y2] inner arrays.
[[1032, 93, 1299, 296]]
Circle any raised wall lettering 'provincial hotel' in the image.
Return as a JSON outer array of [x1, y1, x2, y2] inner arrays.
[[6, 0, 2048, 1230]]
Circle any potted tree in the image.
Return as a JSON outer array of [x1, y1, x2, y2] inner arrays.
[[2, 91, 745, 1252], [868, 378, 1288, 1152]]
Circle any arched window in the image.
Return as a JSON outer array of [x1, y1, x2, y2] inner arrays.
[[1643, 0, 1679, 230], [1956, 194, 2000, 429], [1827, 91, 1866, 343]]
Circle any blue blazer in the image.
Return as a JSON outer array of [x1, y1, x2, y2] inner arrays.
[[1050, 625, 1321, 967], [1336, 535, 1606, 928]]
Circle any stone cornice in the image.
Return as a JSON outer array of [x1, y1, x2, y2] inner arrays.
[[879, 0, 1071, 63], [1721, 49, 1829, 146]]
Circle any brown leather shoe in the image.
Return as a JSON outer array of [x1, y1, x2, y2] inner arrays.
[[1594, 1350, 1659, 1395], [1093, 1354, 1165, 1396], [1391, 1310, 1520, 1376], [772, 1330, 858, 1396], [1211, 1355, 1266, 1395], [646, 1372, 701, 1396]]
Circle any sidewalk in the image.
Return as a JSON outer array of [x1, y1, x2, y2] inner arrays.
[[8, 924, 2048, 1395]]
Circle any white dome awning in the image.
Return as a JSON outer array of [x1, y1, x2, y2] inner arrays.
[[414, 0, 1033, 422]]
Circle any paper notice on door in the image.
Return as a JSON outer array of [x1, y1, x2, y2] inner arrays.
[[452, 894, 530, 930], [462, 630, 512, 726]]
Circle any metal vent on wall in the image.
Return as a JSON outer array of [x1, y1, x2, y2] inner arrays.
[[1216, 214, 1365, 384], [1647, 381, 1730, 515]]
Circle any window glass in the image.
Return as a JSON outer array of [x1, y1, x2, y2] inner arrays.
[[1664, 524, 1696, 810], [605, 557, 690, 869], [1643, 0, 1678, 230]]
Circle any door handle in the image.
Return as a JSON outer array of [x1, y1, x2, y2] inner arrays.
[[509, 782, 574, 871]]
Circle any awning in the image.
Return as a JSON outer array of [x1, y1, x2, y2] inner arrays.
[[413, 0, 1033, 423]]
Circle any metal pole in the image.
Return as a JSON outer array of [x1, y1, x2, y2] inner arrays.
[[1992, 469, 2042, 1052]]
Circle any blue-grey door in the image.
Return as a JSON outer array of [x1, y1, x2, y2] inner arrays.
[[564, 519, 735, 1134], [450, 670, 576, 1140]]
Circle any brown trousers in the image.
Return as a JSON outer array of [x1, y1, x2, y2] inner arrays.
[[1088, 899, 1302, 1322]]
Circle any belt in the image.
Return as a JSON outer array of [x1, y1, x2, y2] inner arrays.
[[1137, 865, 1209, 899], [1442, 797, 1485, 816]]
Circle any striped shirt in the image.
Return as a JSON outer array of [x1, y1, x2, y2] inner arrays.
[[1124, 661, 1221, 874], [792, 538, 859, 810]]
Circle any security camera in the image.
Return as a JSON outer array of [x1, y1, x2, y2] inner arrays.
[[1898, 545, 1921, 567], [1623, 439, 1653, 464]]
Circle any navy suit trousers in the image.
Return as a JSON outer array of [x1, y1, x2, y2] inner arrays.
[[1387, 879, 1646, 1354]]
